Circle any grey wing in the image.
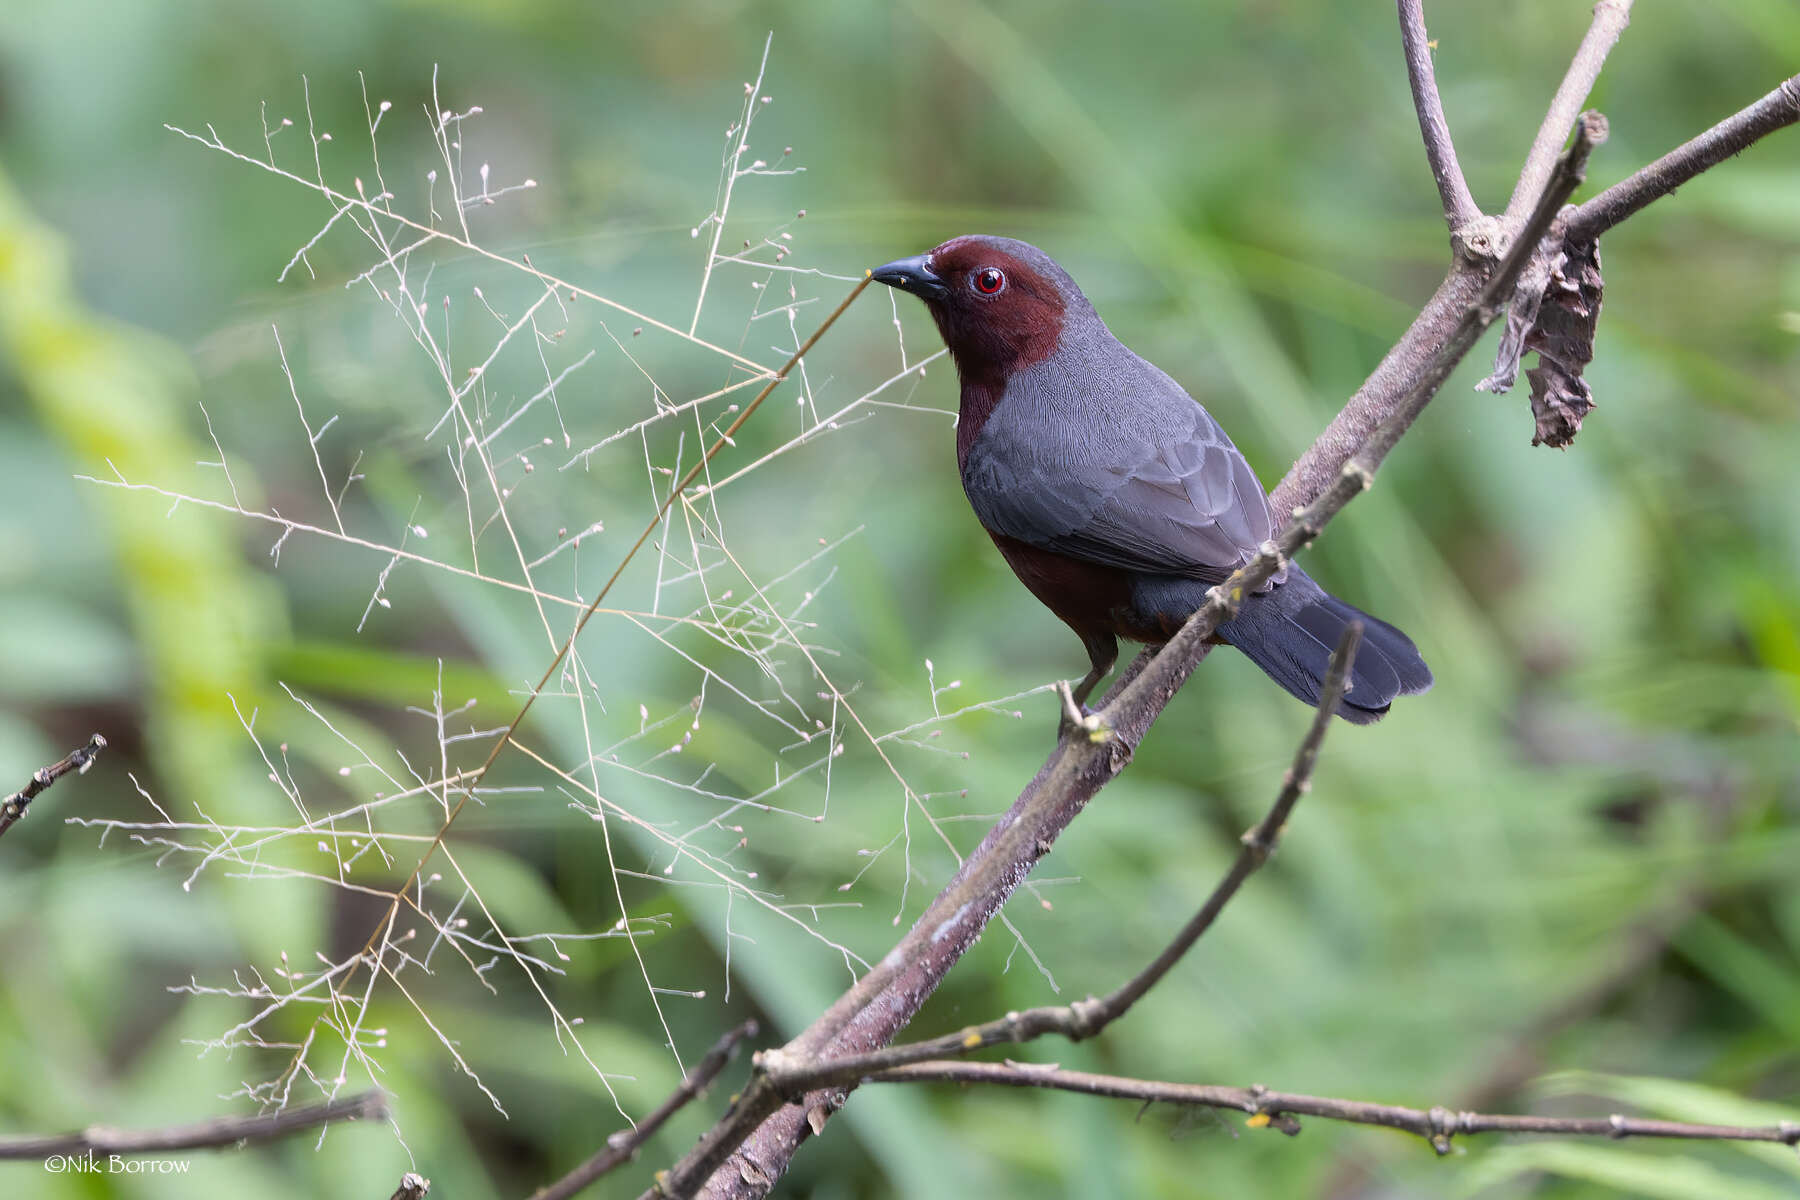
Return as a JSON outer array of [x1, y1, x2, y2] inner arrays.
[[967, 390, 1276, 583]]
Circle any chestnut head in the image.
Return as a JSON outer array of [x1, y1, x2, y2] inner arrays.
[[872, 235, 1089, 376]]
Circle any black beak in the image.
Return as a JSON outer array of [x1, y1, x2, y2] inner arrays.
[[870, 254, 948, 301]]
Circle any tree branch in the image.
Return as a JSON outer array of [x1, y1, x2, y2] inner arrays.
[[1565, 72, 1800, 241], [650, 121, 1609, 1200], [532, 1021, 757, 1200], [1398, 0, 1481, 231], [0, 1091, 386, 1159], [1503, 0, 1633, 226], [861, 1061, 1800, 1156], [0, 733, 107, 842], [754, 625, 1362, 1098]]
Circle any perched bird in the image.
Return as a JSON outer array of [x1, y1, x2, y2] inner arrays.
[[871, 235, 1432, 724]]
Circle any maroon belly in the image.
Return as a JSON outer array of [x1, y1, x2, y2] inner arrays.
[[986, 532, 1178, 644]]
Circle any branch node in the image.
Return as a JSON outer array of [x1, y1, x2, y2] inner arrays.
[[1245, 1083, 1301, 1135], [1428, 1105, 1459, 1155], [1240, 821, 1281, 864], [754, 1047, 798, 1087], [389, 1173, 431, 1200], [1065, 997, 1106, 1041], [1452, 214, 1507, 265], [1337, 460, 1374, 493]]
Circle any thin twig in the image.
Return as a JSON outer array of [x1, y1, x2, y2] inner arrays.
[[863, 1062, 1800, 1157], [532, 1021, 758, 1200], [166, 123, 771, 378], [0, 1091, 386, 1159], [690, 34, 774, 336], [754, 626, 1363, 1096], [1566, 72, 1800, 241], [1503, 0, 1632, 226], [0, 734, 106, 842], [1398, 0, 1480, 231]]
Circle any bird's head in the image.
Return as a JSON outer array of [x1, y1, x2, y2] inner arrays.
[[871, 235, 1087, 379]]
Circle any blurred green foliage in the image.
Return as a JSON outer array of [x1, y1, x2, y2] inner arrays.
[[1, 2, 1797, 1198]]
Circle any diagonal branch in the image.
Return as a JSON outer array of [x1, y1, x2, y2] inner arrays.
[[0, 1091, 386, 1159], [862, 1062, 1800, 1156], [1503, 0, 1632, 226], [0, 734, 106, 842], [753, 626, 1361, 1096], [1565, 72, 1800, 241], [1398, 0, 1481, 231]]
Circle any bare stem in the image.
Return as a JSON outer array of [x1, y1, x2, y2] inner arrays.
[[863, 1062, 1800, 1157], [0, 1091, 386, 1159], [532, 1022, 757, 1200], [0, 733, 106, 841], [1503, 0, 1633, 226], [1398, 0, 1481, 230], [1566, 72, 1800, 241]]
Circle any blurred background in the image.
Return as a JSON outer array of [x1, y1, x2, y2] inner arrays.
[[2, 1, 1797, 1197]]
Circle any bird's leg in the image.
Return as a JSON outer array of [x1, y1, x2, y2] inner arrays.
[[1058, 632, 1117, 743], [1070, 630, 1118, 708]]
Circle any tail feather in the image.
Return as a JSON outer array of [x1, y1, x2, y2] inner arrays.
[[1217, 570, 1432, 723]]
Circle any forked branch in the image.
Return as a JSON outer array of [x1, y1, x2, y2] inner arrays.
[[498, 9, 1799, 1195], [533, 1022, 758, 1200], [646, 111, 1609, 1200], [753, 626, 1362, 1096]]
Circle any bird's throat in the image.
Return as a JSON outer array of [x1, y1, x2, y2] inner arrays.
[[954, 374, 1007, 470]]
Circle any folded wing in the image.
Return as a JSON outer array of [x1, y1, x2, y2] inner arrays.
[[963, 355, 1277, 584]]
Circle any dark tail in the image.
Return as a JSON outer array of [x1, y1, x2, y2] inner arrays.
[[1216, 568, 1433, 724]]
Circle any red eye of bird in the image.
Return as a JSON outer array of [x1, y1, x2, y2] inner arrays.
[[973, 267, 1006, 295]]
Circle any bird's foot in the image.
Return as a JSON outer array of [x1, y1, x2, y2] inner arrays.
[[1055, 681, 1112, 744]]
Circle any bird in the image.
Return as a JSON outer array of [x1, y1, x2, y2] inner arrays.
[[870, 235, 1432, 726]]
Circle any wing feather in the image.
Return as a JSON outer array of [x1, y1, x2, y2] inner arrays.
[[962, 348, 1276, 584]]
